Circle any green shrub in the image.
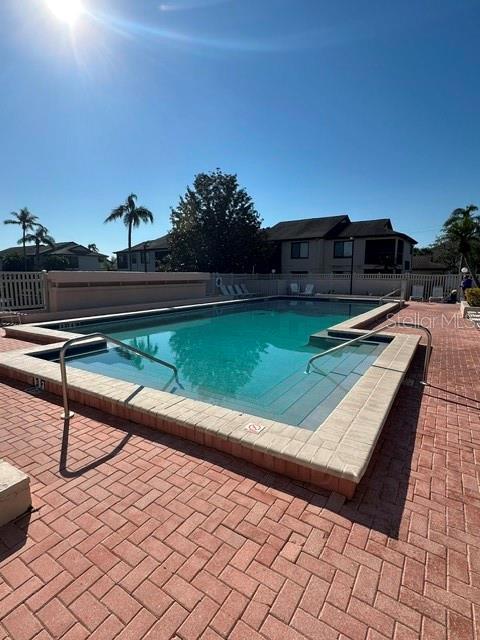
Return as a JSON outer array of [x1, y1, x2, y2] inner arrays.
[[1, 252, 25, 271], [42, 255, 69, 271], [466, 288, 480, 307]]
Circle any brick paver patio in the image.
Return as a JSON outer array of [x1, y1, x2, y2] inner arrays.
[[1, 303, 479, 639]]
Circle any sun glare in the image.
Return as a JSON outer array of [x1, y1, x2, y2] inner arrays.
[[46, 0, 84, 24]]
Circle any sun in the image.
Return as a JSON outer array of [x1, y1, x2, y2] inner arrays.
[[46, 0, 84, 24]]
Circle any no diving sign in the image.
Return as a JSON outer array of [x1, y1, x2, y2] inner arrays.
[[244, 423, 265, 434]]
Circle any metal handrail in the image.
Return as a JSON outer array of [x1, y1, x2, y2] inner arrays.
[[59, 332, 181, 419], [306, 321, 432, 385], [378, 289, 401, 305]]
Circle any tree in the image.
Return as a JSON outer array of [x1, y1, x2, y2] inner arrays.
[[169, 169, 266, 272], [440, 204, 480, 285], [1, 252, 24, 271], [42, 255, 69, 271], [87, 243, 99, 253], [104, 194, 154, 271], [23, 225, 55, 270], [3, 208, 39, 271]]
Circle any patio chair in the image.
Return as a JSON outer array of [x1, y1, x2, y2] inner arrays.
[[289, 283, 300, 295], [239, 283, 251, 295], [300, 283, 315, 296], [233, 284, 244, 295], [219, 284, 230, 296], [0, 308, 24, 327], [226, 285, 236, 296], [409, 285, 424, 301], [428, 286, 444, 303]]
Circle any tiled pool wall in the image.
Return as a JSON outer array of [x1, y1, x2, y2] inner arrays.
[[0, 299, 418, 498]]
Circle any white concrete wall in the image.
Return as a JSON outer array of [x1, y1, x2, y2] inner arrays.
[[45, 271, 210, 312]]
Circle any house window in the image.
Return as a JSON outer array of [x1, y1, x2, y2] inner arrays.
[[291, 241, 309, 259], [131, 253, 137, 264], [364, 239, 395, 265], [117, 254, 128, 269], [334, 240, 353, 258]]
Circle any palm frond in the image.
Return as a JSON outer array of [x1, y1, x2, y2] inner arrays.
[[104, 205, 126, 223], [3, 219, 19, 225], [133, 207, 154, 224]]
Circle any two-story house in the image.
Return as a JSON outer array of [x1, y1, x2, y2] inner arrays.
[[116, 235, 170, 272], [0, 242, 107, 271], [267, 215, 416, 274]]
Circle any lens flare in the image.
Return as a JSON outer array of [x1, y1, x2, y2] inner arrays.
[[46, 0, 84, 24]]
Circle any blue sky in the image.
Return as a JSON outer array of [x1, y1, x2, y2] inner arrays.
[[1, 0, 479, 256]]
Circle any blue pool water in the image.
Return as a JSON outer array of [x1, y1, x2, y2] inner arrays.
[[57, 298, 385, 428]]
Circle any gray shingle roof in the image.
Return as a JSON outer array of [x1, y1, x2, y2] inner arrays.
[[267, 215, 417, 244], [267, 216, 348, 241], [0, 242, 106, 258], [333, 219, 416, 243], [412, 254, 449, 271], [116, 235, 169, 253]]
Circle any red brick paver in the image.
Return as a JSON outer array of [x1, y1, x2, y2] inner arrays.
[[0, 303, 479, 639]]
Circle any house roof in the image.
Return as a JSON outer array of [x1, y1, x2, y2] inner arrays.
[[116, 235, 169, 253], [267, 215, 417, 244], [267, 216, 348, 241], [412, 254, 449, 272], [0, 242, 107, 258], [333, 219, 417, 244]]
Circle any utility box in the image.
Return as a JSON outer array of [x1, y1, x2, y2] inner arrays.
[[0, 460, 31, 527]]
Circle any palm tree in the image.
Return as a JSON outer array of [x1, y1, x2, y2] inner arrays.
[[23, 225, 56, 270], [441, 204, 480, 285], [104, 194, 154, 271], [3, 208, 39, 271], [87, 243, 99, 253]]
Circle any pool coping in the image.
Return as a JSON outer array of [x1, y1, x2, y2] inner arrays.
[[0, 298, 417, 498]]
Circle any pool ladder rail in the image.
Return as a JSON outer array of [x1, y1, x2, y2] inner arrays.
[[59, 332, 182, 419], [378, 288, 402, 305], [306, 321, 432, 385]]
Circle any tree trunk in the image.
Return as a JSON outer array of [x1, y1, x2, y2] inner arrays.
[[128, 223, 132, 271], [464, 254, 479, 287], [23, 229, 27, 272]]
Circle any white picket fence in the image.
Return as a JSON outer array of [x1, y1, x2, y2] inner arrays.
[[0, 270, 471, 313], [0, 272, 46, 310], [209, 272, 466, 300]]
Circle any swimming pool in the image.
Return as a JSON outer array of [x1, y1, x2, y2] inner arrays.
[[2, 296, 416, 497], [49, 298, 385, 428]]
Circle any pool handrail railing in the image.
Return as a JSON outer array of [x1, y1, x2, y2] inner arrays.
[[59, 332, 181, 419], [306, 321, 432, 385]]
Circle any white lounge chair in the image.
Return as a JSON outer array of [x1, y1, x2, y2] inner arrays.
[[289, 283, 300, 295], [410, 285, 424, 301], [0, 308, 24, 326], [300, 283, 315, 296], [226, 285, 236, 296], [240, 283, 251, 295], [233, 284, 244, 295], [428, 286, 444, 303], [219, 284, 230, 296]]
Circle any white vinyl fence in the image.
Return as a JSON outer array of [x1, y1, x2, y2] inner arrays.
[[209, 272, 466, 300], [0, 272, 46, 310]]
